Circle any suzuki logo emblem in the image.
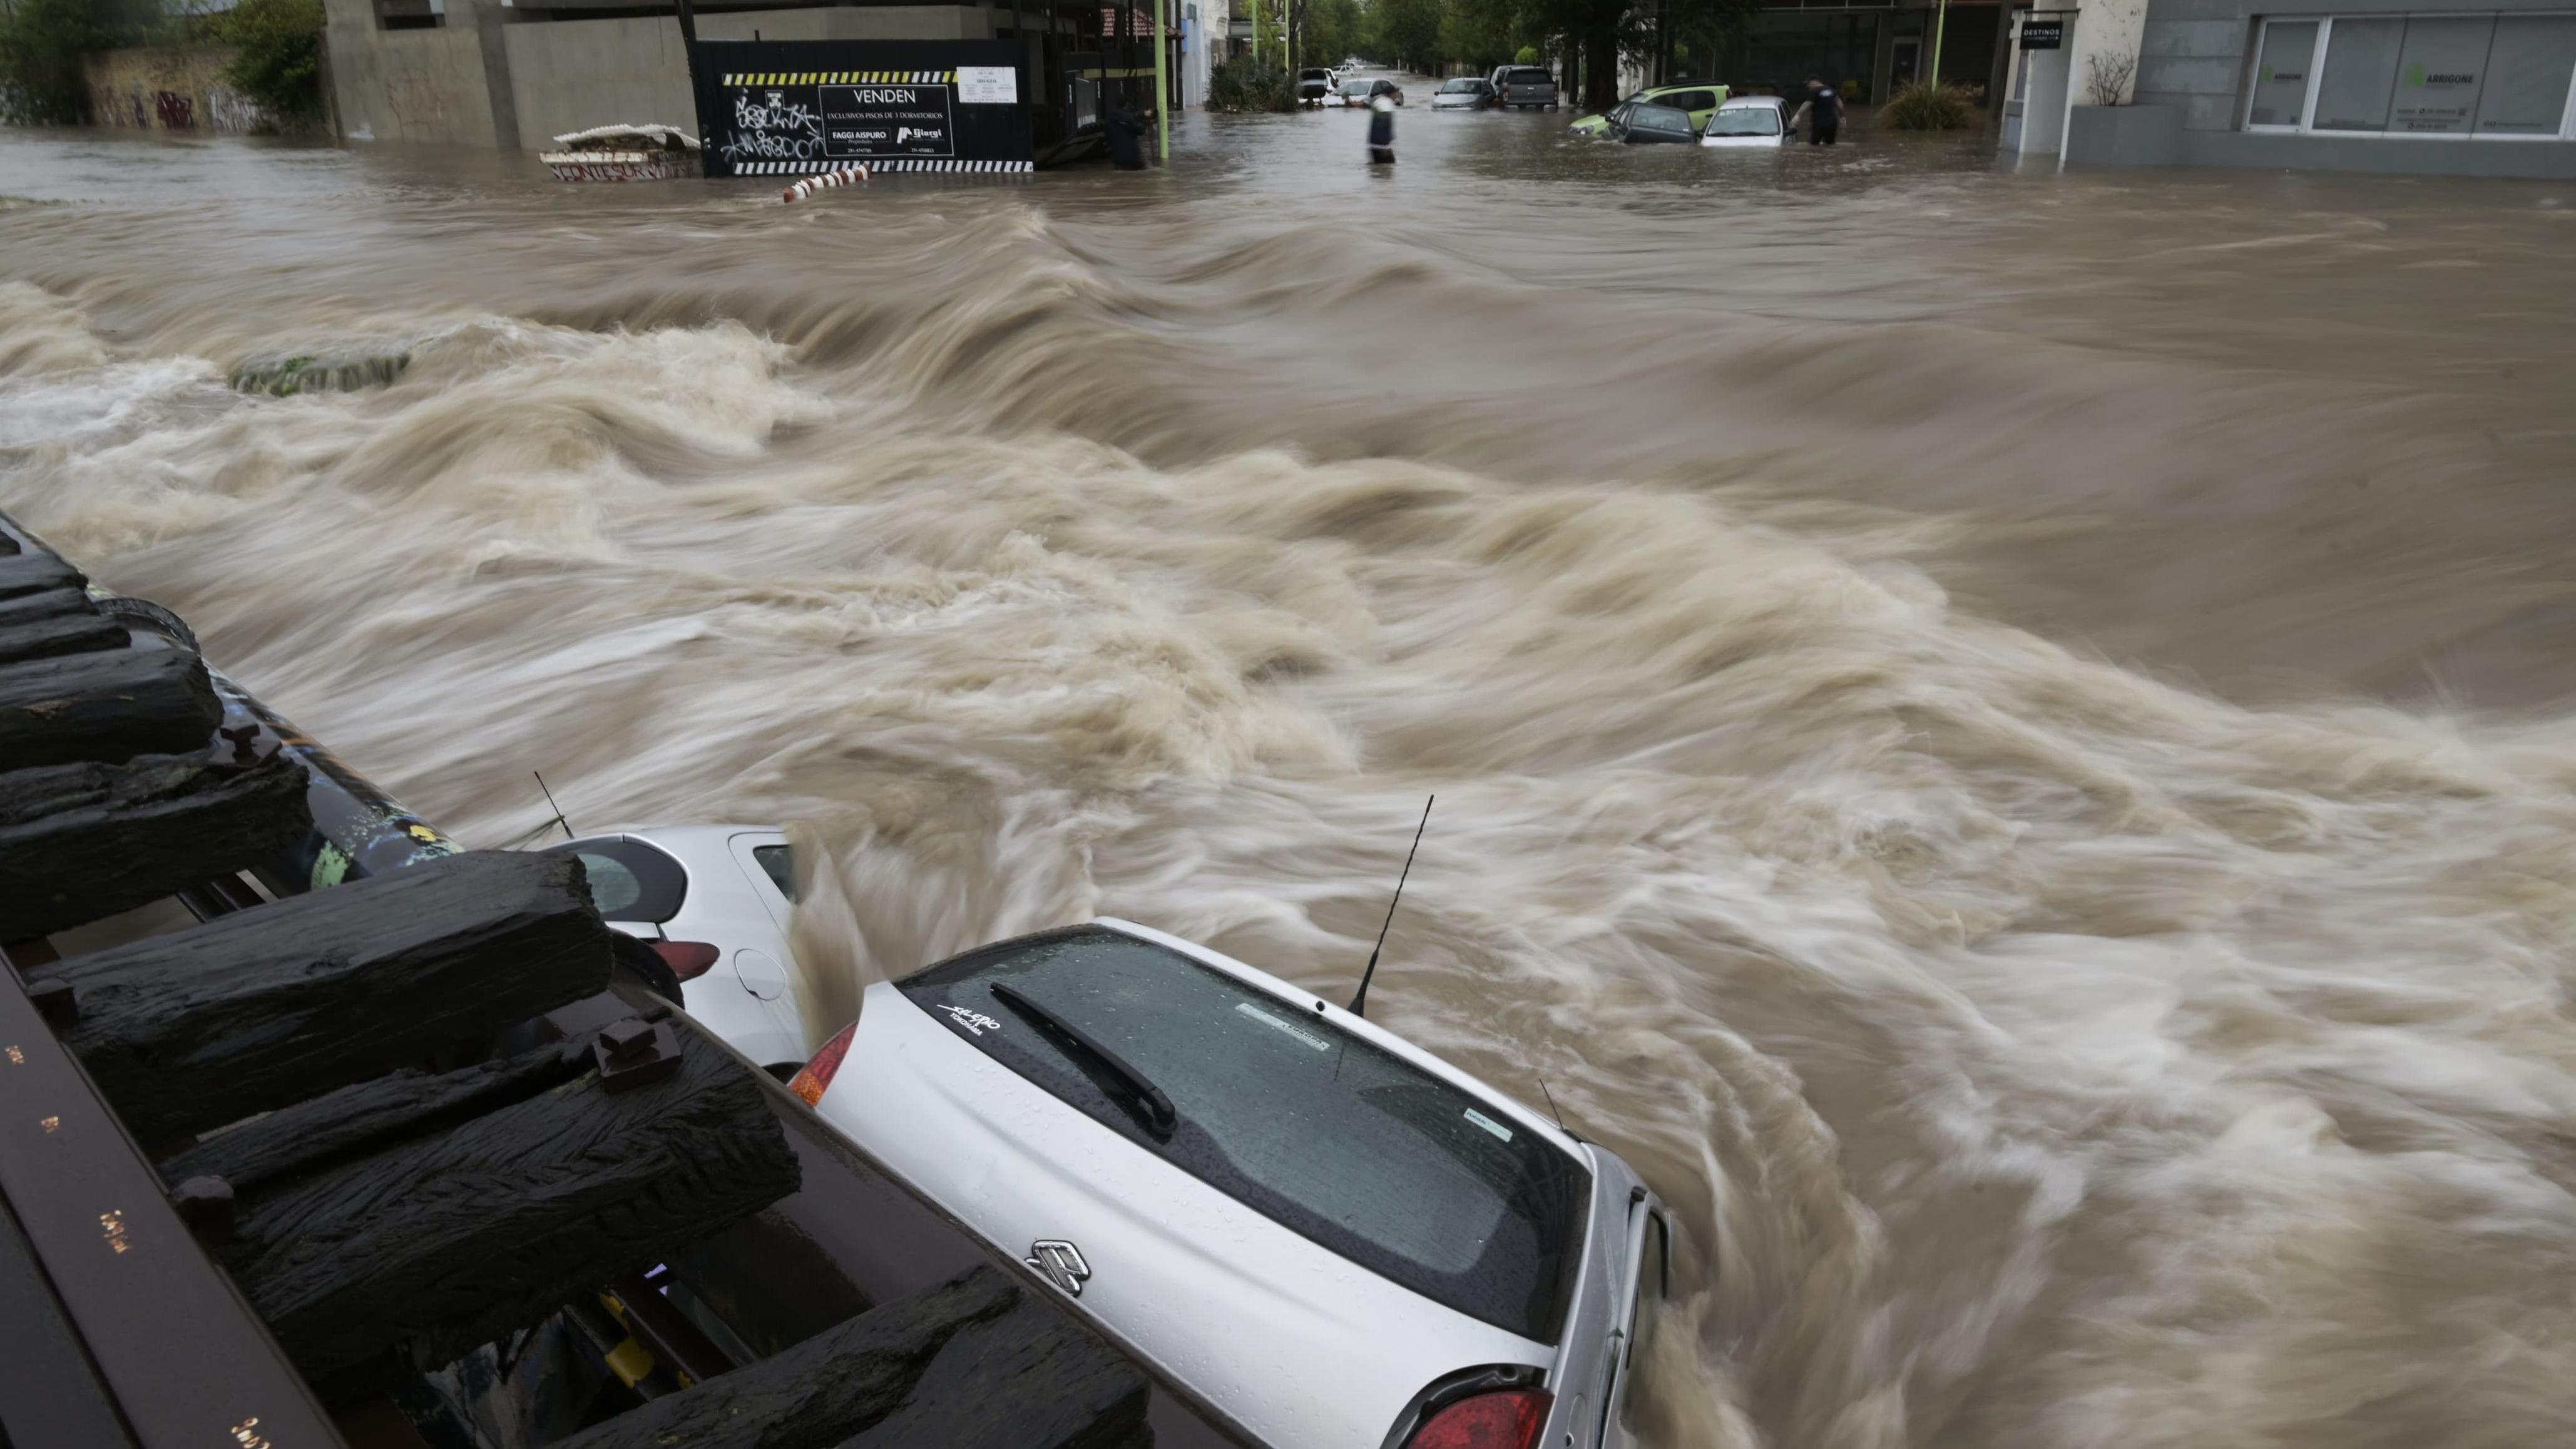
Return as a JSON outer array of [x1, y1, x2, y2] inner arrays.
[[1025, 1239, 1091, 1298]]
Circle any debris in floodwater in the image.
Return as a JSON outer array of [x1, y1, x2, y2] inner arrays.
[[228, 349, 412, 397]]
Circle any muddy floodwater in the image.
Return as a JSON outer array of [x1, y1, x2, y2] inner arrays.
[[6, 100, 2576, 1449]]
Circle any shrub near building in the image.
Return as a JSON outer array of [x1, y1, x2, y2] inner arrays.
[[210, 0, 324, 128]]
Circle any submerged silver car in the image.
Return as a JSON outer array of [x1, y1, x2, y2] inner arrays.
[[1433, 77, 1497, 109], [1699, 95, 1790, 147], [794, 918, 1676, 1449]]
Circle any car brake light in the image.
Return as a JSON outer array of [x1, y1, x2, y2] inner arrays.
[[1408, 1389, 1552, 1449], [789, 1021, 857, 1107], [650, 940, 722, 981]]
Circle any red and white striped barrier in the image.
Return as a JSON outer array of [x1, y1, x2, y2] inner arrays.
[[780, 165, 869, 202]]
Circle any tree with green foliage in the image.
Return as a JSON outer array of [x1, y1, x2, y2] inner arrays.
[[211, 0, 325, 127], [1363, 0, 1444, 71], [0, 0, 119, 123], [1437, 0, 1523, 75], [1301, 0, 1362, 68], [1207, 58, 1301, 111]]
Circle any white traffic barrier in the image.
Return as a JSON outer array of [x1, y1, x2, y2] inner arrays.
[[780, 166, 869, 202]]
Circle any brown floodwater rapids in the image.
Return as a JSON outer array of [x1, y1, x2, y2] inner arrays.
[[6, 100, 2576, 1449]]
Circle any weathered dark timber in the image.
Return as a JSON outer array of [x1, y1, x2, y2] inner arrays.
[[0, 750, 313, 939], [157, 1047, 582, 1196], [0, 645, 222, 770], [842, 1291, 1153, 1449], [37, 850, 611, 1140], [0, 552, 83, 600], [551, 1267, 1021, 1449], [215, 1023, 801, 1398], [0, 610, 128, 666], [0, 586, 101, 630]]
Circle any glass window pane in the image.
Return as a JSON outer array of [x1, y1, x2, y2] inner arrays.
[[549, 837, 688, 923], [2314, 16, 2406, 131], [898, 926, 1593, 1342], [2249, 20, 2319, 126], [2476, 15, 2576, 135], [752, 843, 795, 901], [2390, 16, 2495, 133]]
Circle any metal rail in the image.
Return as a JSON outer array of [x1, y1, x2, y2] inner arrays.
[[0, 945, 347, 1449]]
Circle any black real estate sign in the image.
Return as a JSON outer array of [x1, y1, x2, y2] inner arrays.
[[2020, 18, 2066, 49], [690, 39, 1032, 177]]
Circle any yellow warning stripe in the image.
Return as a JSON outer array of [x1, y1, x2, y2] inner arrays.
[[719, 70, 963, 85]]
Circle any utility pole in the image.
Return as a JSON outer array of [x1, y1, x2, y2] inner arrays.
[[1153, 0, 1168, 161]]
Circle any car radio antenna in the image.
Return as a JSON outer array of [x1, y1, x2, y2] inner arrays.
[[1536, 1077, 1569, 1133], [1349, 794, 1433, 1018], [533, 771, 576, 843]]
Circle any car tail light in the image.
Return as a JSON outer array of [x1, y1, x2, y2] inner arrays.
[[650, 940, 722, 981], [789, 1021, 857, 1107], [1408, 1389, 1552, 1449]]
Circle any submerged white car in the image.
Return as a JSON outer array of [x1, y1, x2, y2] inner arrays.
[[792, 917, 1677, 1449], [1699, 95, 1789, 147], [547, 827, 810, 1075]]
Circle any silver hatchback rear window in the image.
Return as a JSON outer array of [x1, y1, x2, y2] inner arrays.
[[900, 925, 1593, 1342]]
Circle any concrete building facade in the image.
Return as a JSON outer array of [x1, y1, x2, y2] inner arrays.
[[2001, 0, 2576, 175]]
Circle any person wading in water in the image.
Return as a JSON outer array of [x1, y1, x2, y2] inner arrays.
[[1107, 100, 1148, 169], [1367, 91, 1396, 165], [1787, 79, 1844, 145]]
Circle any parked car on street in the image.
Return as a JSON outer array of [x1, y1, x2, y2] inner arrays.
[[1338, 76, 1404, 106], [1569, 82, 1728, 136], [790, 918, 1677, 1449], [1297, 67, 1337, 106], [1432, 76, 1497, 109], [1605, 100, 1699, 144], [1495, 64, 1560, 109], [1699, 95, 1790, 147], [547, 827, 809, 1075]]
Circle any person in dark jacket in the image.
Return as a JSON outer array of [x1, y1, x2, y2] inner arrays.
[[1107, 101, 1147, 169], [1787, 79, 1843, 145], [1367, 91, 1396, 165]]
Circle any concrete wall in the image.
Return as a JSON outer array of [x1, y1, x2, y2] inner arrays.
[[328, 3, 1011, 149], [2132, 13, 2245, 130], [2065, 103, 2576, 173], [324, 0, 505, 146], [506, 16, 697, 145], [83, 46, 268, 133]]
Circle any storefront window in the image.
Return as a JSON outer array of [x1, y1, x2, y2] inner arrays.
[[2249, 20, 2319, 126], [2389, 17, 2494, 133], [2249, 13, 2576, 139], [2478, 16, 2576, 134], [2313, 16, 2405, 130]]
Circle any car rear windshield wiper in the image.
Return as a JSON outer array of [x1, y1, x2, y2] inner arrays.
[[988, 981, 1179, 1136]]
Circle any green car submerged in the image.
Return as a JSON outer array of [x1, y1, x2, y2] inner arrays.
[[1568, 82, 1731, 136]]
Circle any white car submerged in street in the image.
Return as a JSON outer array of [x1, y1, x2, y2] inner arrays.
[[1699, 95, 1790, 147], [790, 917, 1678, 1449], [547, 827, 810, 1075]]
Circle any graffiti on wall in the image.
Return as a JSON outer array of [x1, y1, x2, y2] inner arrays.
[[82, 48, 273, 133]]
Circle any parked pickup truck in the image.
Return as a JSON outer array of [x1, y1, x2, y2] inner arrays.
[[1495, 64, 1561, 109]]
